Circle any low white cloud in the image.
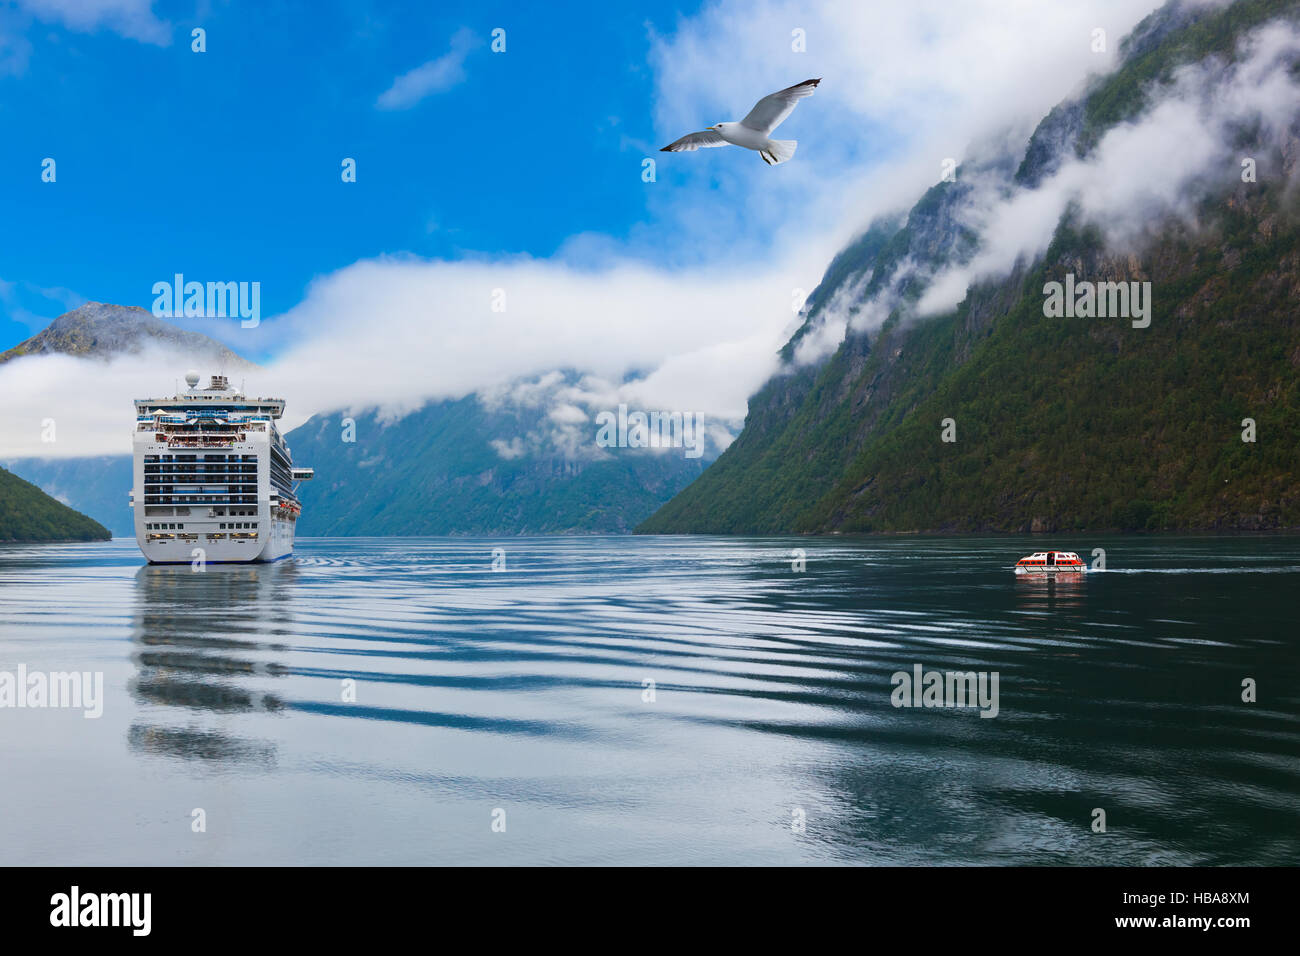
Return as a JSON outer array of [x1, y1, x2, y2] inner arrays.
[[0, 248, 821, 458], [0, 22, 32, 76], [480, 371, 728, 464], [260, 252, 821, 425], [792, 269, 875, 365], [18, 0, 170, 46], [488, 437, 527, 460], [914, 20, 1300, 318], [376, 27, 478, 110], [0, 349, 176, 459]]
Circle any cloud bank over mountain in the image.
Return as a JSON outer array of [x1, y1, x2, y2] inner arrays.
[[914, 19, 1300, 320], [0, 0, 1169, 459]]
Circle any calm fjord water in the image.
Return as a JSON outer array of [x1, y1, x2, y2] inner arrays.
[[0, 535, 1296, 866]]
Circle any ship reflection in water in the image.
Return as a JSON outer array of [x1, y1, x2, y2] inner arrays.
[[129, 563, 296, 767]]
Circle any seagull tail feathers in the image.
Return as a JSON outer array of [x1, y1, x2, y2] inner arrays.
[[763, 140, 797, 165]]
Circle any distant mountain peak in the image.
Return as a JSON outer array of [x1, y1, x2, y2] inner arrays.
[[0, 301, 255, 368]]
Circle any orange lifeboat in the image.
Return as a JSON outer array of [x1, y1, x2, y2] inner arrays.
[[1015, 550, 1086, 575]]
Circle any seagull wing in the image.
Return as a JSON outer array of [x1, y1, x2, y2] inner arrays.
[[660, 130, 729, 152], [739, 78, 821, 134]]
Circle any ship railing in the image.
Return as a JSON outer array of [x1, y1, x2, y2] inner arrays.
[[163, 434, 247, 446]]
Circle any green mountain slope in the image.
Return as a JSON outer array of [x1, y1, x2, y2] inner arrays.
[[2, 456, 134, 537], [641, 0, 1300, 535], [0, 466, 111, 542], [288, 392, 708, 536]]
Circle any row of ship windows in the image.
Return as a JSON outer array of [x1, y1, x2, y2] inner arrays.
[[147, 482, 258, 490], [144, 496, 259, 503], [144, 466, 257, 473], [144, 454, 258, 462], [144, 487, 257, 493], [145, 522, 259, 529], [145, 480, 256, 485]]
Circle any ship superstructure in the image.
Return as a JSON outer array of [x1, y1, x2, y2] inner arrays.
[[130, 372, 312, 563]]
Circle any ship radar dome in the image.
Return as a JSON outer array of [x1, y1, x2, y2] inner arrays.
[[184, 370, 200, 388]]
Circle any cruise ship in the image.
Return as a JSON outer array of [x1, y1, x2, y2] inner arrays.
[[130, 372, 312, 564]]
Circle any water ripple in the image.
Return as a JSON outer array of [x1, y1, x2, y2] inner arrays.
[[0, 533, 1296, 865]]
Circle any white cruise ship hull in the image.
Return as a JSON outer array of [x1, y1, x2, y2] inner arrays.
[[130, 374, 310, 566], [136, 515, 297, 564]]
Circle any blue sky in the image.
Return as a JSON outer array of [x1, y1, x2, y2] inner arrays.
[[2, 0, 1176, 459], [0, 0, 717, 346]]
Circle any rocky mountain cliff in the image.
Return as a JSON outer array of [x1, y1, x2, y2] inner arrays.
[[0, 302, 254, 369], [641, 0, 1300, 535]]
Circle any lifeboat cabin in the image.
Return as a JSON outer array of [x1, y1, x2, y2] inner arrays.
[[1015, 550, 1086, 575]]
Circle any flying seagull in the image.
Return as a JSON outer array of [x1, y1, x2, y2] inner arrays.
[[660, 78, 821, 165]]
